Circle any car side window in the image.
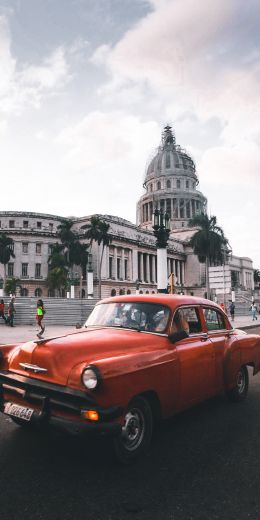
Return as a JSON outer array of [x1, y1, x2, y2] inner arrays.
[[171, 307, 202, 335], [203, 308, 226, 331]]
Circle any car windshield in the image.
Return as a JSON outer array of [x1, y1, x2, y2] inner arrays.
[[85, 302, 171, 333]]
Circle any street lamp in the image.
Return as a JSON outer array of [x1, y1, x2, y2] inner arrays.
[[152, 208, 171, 293]]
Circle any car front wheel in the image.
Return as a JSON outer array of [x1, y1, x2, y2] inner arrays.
[[113, 396, 153, 463], [226, 365, 249, 402]]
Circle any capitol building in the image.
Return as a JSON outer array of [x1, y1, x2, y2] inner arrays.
[[0, 125, 254, 300]]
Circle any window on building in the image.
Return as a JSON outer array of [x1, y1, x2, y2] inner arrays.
[[177, 179, 181, 189], [166, 199, 171, 217], [111, 289, 116, 296], [21, 263, 28, 277], [124, 259, 128, 280], [179, 199, 185, 218], [23, 220, 29, 228], [49, 223, 54, 231], [117, 258, 121, 279], [127, 289, 131, 294], [35, 263, 41, 278], [48, 244, 54, 255], [109, 257, 113, 278], [9, 220, 14, 228], [186, 180, 189, 189], [37, 221, 42, 229], [35, 288, 42, 297], [20, 288, 28, 296], [22, 242, 28, 254], [36, 243, 42, 255], [157, 181, 161, 190], [8, 263, 14, 277], [167, 180, 171, 189]]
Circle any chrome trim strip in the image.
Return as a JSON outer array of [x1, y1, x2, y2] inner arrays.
[[19, 363, 48, 373]]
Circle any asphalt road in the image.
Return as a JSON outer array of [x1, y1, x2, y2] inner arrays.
[[0, 327, 260, 520]]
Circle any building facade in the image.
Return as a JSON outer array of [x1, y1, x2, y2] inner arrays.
[[0, 125, 254, 300]]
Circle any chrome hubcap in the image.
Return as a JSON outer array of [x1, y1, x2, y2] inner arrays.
[[237, 370, 245, 394], [121, 408, 145, 451]]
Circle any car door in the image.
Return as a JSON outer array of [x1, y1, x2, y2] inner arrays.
[[174, 306, 216, 407], [202, 306, 231, 393]]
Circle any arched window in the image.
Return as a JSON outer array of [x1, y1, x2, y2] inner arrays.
[[127, 289, 131, 294], [152, 291, 155, 294], [139, 290, 143, 294], [20, 288, 28, 296], [157, 181, 161, 190], [177, 179, 181, 189], [111, 289, 116, 297], [145, 290, 149, 294], [166, 180, 171, 189], [35, 288, 42, 297]]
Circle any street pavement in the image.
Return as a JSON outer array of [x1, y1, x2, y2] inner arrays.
[[0, 314, 259, 344]]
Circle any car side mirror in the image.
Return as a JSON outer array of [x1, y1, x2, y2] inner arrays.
[[168, 330, 189, 343]]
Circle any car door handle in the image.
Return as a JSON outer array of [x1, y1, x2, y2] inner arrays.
[[200, 333, 208, 342]]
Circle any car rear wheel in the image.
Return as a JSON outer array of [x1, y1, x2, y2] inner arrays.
[[113, 396, 153, 463], [226, 365, 249, 402]]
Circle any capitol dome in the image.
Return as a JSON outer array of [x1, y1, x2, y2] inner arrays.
[[137, 125, 207, 230]]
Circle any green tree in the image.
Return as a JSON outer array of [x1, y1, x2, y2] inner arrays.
[[0, 233, 15, 293], [83, 216, 111, 299], [47, 267, 68, 296], [57, 221, 88, 271], [188, 214, 228, 299], [254, 269, 260, 284], [47, 244, 68, 296], [4, 277, 21, 296]]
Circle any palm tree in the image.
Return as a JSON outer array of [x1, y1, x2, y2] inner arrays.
[[83, 216, 111, 299], [254, 269, 260, 284], [0, 233, 15, 293], [188, 214, 228, 298], [57, 220, 88, 271]]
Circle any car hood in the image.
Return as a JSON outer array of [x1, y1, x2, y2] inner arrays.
[[8, 327, 168, 386]]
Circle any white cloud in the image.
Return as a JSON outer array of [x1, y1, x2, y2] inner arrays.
[[0, 16, 71, 115]]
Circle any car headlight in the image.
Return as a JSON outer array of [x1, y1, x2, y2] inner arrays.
[[82, 365, 101, 390]]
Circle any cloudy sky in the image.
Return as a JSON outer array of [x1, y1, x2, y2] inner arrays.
[[0, 0, 259, 266]]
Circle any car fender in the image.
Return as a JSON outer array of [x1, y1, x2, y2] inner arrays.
[[223, 333, 260, 389]]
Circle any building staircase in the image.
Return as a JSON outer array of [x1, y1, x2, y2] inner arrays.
[[0, 297, 98, 327]]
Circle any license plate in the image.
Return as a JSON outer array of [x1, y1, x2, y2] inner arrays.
[[4, 402, 34, 422]]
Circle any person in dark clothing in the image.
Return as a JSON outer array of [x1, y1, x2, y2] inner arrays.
[[7, 297, 16, 327], [229, 302, 235, 321], [0, 299, 7, 323]]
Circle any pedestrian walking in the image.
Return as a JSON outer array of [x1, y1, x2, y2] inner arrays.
[[229, 301, 235, 321], [36, 299, 46, 338], [0, 299, 7, 323], [251, 302, 258, 321], [7, 296, 16, 327]]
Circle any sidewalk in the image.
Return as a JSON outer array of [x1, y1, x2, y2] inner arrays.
[[0, 315, 259, 344]]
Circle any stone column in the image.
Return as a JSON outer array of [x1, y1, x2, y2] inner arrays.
[[140, 252, 144, 282], [152, 255, 156, 283], [122, 248, 125, 279], [114, 247, 118, 280]]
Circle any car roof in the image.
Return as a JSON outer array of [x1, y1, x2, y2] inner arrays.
[[99, 294, 221, 309]]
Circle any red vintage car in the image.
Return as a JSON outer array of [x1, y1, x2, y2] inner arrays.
[[1, 295, 260, 463]]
